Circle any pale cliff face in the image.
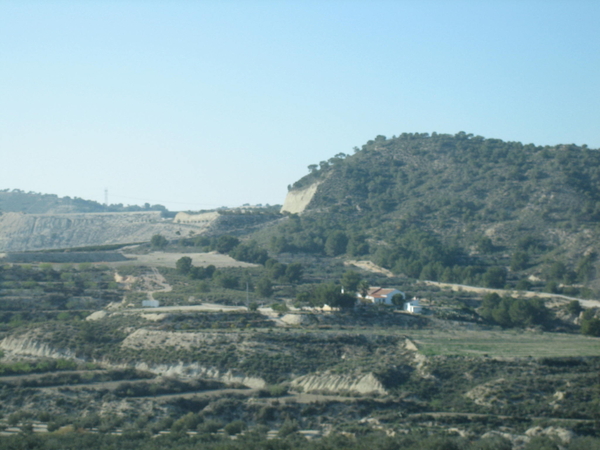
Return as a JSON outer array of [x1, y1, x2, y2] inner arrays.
[[280, 182, 320, 214], [0, 211, 216, 252], [290, 372, 386, 395]]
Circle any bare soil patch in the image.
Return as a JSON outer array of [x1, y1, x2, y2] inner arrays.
[[110, 251, 258, 269], [345, 260, 395, 277]]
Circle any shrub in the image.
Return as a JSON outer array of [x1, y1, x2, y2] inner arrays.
[[566, 300, 583, 315], [268, 384, 289, 397], [198, 419, 223, 434], [278, 418, 299, 437], [224, 419, 247, 436]]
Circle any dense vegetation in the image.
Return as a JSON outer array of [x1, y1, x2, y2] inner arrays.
[[268, 132, 600, 296], [2, 430, 600, 450]]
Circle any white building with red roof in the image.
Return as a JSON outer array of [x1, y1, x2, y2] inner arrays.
[[358, 287, 405, 306]]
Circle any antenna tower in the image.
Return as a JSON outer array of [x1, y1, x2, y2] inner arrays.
[[104, 188, 108, 206]]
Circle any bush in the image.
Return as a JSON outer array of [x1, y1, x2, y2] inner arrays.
[[566, 300, 583, 315], [268, 384, 289, 397], [224, 419, 247, 436], [278, 418, 299, 437], [581, 312, 600, 336], [198, 419, 223, 434], [151, 234, 168, 249]]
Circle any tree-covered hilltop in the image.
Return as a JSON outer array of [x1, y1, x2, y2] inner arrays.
[[0, 189, 168, 214], [294, 132, 600, 224], [268, 133, 600, 294]]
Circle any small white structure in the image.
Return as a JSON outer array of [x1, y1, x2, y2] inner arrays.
[[142, 299, 160, 308], [358, 287, 405, 306], [321, 304, 340, 312], [404, 297, 422, 314]]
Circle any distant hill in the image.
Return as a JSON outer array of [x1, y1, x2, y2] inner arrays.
[[272, 132, 600, 294], [0, 189, 168, 214], [0, 190, 282, 251]]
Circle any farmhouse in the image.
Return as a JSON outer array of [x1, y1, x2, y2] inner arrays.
[[358, 287, 405, 306]]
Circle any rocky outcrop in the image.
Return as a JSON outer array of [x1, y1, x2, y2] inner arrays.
[[281, 182, 321, 214], [0, 331, 266, 389], [174, 211, 220, 224], [281, 314, 315, 326], [0, 211, 185, 251], [0, 211, 216, 252], [465, 378, 508, 407], [0, 334, 76, 360], [0, 209, 283, 252], [291, 372, 387, 395], [132, 362, 266, 388]]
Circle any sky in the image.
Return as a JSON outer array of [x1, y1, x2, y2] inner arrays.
[[1, 0, 599, 211]]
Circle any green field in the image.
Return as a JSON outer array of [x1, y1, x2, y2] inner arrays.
[[408, 328, 600, 358]]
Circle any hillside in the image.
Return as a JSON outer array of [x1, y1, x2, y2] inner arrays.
[[0, 260, 599, 448], [273, 132, 600, 295]]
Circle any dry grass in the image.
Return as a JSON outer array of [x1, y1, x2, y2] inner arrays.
[[108, 251, 258, 269], [407, 328, 600, 358]]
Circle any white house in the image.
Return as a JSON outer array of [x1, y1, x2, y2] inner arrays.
[[142, 299, 160, 308], [404, 297, 422, 314], [358, 287, 405, 306]]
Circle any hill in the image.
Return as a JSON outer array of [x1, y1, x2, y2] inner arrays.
[[273, 132, 600, 295], [0, 189, 171, 215]]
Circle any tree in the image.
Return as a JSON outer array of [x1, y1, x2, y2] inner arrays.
[[175, 257, 192, 275], [515, 279, 531, 291], [230, 240, 268, 264], [256, 277, 273, 298], [477, 236, 495, 254], [268, 262, 287, 281], [576, 253, 596, 283], [189, 266, 207, 280], [510, 251, 529, 271], [278, 418, 299, 437], [483, 267, 507, 288], [224, 420, 246, 436], [566, 300, 583, 315], [391, 293, 405, 307], [333, 293, 358, 308], [150, 234, 168, 249], [205, 265, 216, 278], [340, 270, 361, 293], [358, 280, 370, 298], [347, 235, 369, 256], [581, 310, 600, 337], [214, 272, 239, 289], [284, 263, 303, 284], [546, 261, 567, 281], [215, 235, 240, 253], [310, 283, 355, 308], [325, 231, 348, 256]]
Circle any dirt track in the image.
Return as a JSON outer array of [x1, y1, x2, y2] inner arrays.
[[347, 259, 600, 308], [423, 280, 600, 308]]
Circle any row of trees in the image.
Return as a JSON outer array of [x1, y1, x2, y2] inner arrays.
[[175, 257, 216, 280], [270, 215, 369, 257], [479, 293, 551, 328]]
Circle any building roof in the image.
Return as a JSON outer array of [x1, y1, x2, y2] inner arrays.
[[365, 287, 400, 298]]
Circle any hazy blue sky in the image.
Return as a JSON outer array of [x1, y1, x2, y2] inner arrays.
[[1, 1, 599, 210]]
